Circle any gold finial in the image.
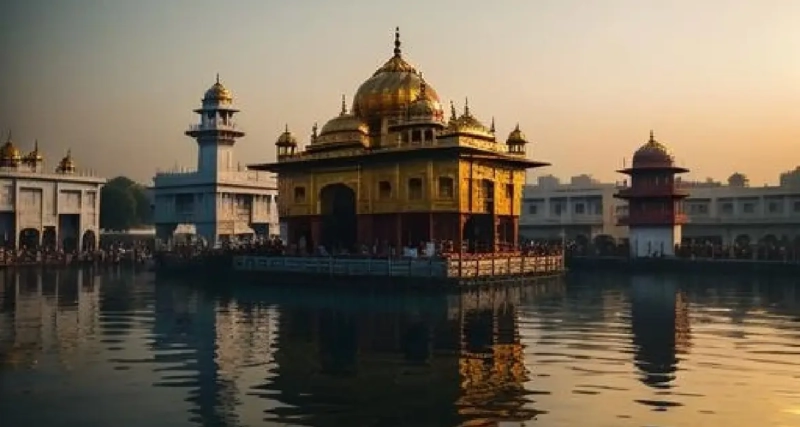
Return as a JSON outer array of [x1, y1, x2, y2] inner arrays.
[[490, 117, 496, 133], [393, 26, 401, 57], [216, 73, 220, 84], [649, 129, 655, 143], [464, 97, 470, 116], [34, 139, 38, 151], [450, 101, 457, 121], [419, 72, 426, 97], [284, 123, 289, 133], [515, 122, 520, 131], [340, 94, 347, 115], [312, 122, 318, 139]]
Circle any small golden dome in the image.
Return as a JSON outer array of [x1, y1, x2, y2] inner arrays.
[[506, 124, 527, 144], [203, 74, 233, 103], [406, 75, 444, 122], [317, 96, 369, 140], [632, 130, 674, 168], [56, 149, 76, 174], [352, 28, 442, 124], [275, 125, 298, 147], [0, 132, 21, 165], [25, 140, 43, 163], [445, 100, 494, 139]]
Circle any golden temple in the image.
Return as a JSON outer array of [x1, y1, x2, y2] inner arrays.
[[0, 131, 78, 174], [250, 28, 550, 253]]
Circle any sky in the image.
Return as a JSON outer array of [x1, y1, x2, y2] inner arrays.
[[1, 0, 799, 185]]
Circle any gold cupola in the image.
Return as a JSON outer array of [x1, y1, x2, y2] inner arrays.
[[309, 95, 369, 152], [406, 74, 445, 123], [443, 99, 495, 141], [56, 149, 76, 174], [203, 74, 233, 105], [506, 124, 528, 156], [352, 27, 442, 130], [275, 124, 298, 158], [0, 131, 21, 167], [24, 139, 44, 165]]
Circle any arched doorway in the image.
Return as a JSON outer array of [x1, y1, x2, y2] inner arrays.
[[319, 183, 357, 253], [462, 215, 495, 253], [42, 227, 57, 250], [18, 228, 40, 250], [82, 230, 97, 251], [734, 234, 751, 247]]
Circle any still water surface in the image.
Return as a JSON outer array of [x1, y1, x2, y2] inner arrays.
[[1, 269, 800, 427]]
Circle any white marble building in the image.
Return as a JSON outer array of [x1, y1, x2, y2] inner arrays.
[[0, 133, 105, 250], [151, 76, 279, 246], [522, 169, 800, 245]]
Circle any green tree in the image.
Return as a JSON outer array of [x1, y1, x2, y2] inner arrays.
[[100, 184, 137, 230], [100, 176, 152, 230]]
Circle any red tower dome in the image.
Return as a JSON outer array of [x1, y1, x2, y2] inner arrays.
[[614, 131, 689, 257]]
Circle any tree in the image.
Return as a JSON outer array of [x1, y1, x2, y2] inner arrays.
[[100, 184, 137, 231], [100, 176, 152, 230]]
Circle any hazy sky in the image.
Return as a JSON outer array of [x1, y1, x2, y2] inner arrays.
[[1, 0, 799, 185]]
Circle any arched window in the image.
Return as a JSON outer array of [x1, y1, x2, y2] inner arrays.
[[438, 177, 454, 198], [408, 178, 423, 200], [293, 187, 306, 202], [378, 181, 392, 199]]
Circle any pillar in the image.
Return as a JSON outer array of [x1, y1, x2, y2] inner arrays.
[[511, 216, 519, 250]]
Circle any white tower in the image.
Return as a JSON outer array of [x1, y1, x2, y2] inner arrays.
[[186, 74, 244, 177]]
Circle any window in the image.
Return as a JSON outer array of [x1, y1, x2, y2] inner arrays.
[[378, 181, 392, 199], [438, 177, 454, 198], [408, 178, 423, 200], [768, 201, 781, 214], [293, 187, 306, 203], [743, 202, 755, 214], [574, 203, 585, 215], [720, 202, 733, 215], [795, 201, 800, 212], [411, 130, 422, 143], [505, 184, 514, 200], [528, 204, 538, 215], [554, 204, 562, 216]]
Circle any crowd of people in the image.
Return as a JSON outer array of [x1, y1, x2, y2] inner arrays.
[[161, 235, 565, 261], [0, 243, 152, 267], [566, 238, 800, 262]]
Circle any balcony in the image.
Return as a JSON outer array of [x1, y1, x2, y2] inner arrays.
[[615, 184, 689, 198], [617, 212, 688, 226], [187, 121, 242, 133]]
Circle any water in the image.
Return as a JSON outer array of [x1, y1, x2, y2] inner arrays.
[[1, 270, 800, 427]]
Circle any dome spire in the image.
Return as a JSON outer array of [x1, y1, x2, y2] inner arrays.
[[450, 101, 457, 121], [490, 117, 496, 133], [216, 73, 220, 84], [284, 123, 289, 133], [649, 129, 655, 143], [419, 72, 426, 98], [340, 94, 347, 115], [393, 26, 401, 57], [464, 97, 471, 116]]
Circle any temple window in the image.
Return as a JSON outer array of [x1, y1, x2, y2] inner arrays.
[[378, 181, 392, 199], [505, 183, 514, 200], [424, 129, 434, 142], [438, 177, 454, 198], [411, 130, 422, 143], [408, 178, 423, 200], [293, 187, 306, 203]]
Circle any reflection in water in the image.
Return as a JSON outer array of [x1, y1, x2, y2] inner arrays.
[[2, 271, 800, 427]]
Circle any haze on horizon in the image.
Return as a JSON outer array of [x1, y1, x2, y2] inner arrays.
[[1, 0, 798, 185]]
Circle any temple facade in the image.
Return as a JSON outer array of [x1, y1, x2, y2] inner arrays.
[[614, 131, 689, 257], [0, 132, 105, 250], [250, 28, 550, 254], [152, 76, 279, 247]]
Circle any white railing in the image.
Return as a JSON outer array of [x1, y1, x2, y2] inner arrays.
[[188, 121, 240, 132], [0, 166, 105, 180]]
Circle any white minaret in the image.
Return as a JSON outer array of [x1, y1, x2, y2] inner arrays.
[[186, 74, 244, 177]]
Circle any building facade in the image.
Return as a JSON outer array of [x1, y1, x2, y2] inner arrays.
[[0, 133, 105, 250], [250, 28, 549, 254], [152, 76, 279, 247], [522, 168, 800, 246]]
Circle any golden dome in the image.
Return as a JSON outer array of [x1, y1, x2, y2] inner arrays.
[[275, 125, 298, 147], [317, 96, 369, 139], [506, 124, 527, 144], [0, 132, 21, 165], [352, 28, 442, 124], [445, 100, 494, 139], [406, 75, 445, 122], [203, 74, 233, 103], [632, 130, 674, 168], [56, 149, 76, 174]]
